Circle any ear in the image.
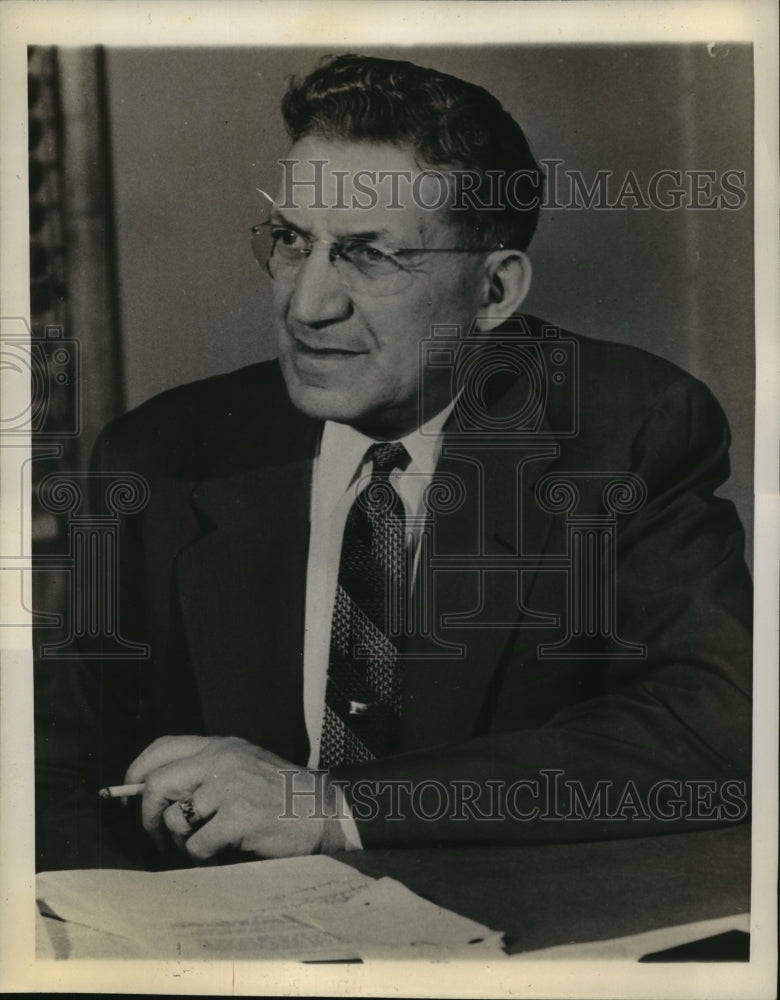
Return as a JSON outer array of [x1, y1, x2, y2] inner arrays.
[[474, 251, 533, 332]]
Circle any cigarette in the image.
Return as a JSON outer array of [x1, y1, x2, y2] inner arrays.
[[98, 783, 145, 799]]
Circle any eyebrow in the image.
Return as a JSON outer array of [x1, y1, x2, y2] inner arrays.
[[268, 209, 402, 245]]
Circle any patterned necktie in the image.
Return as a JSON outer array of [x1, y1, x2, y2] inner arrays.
[[319, 441, 411, 770]]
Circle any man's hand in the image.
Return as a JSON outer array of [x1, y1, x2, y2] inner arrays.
[[124, 735, 347, 862]]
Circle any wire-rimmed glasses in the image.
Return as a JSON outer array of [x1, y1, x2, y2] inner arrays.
[[251, 216, 499, 298]]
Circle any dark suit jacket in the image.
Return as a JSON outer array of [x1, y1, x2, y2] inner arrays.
[[34, 317, 752, 869]]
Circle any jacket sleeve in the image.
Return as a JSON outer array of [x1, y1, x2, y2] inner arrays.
[[34, 421, 165, 872], [336, 375, 753, 847]]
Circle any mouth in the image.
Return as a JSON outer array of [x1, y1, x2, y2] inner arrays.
[[292, 338, 364, 359]]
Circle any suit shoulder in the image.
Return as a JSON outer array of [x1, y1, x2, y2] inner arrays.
[[93, 359, 311, 476], [573, 330, 693, 397], [574, 329, 728, 443], [506, 316, 732, 477], [517, 315, 717, 433]]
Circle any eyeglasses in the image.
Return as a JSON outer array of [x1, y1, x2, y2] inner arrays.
[[250, 220, 498, 298]]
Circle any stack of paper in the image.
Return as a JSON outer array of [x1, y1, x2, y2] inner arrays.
[[37, 856, 504, 961]]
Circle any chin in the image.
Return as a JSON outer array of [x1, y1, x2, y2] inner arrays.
[[283, 372, 364, 424]]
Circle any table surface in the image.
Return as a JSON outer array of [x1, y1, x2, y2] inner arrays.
[[37, 823, 751, 960], [338, 823, 751, 954]]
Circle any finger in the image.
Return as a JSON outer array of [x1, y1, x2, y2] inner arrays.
[[179, 777, 259, 861], [182, 778, 300, 861], [125, 735, 211, 785], [185, 811, 242, 862], [140, 756, 206, 843], [170, 831, 190, 855], [163, 791, 215, 838], [163, 799, 199, 838]]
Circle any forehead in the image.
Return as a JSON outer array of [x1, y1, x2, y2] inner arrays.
[[272, 136, 454, 241]]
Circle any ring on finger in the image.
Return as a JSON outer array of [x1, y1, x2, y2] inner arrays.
[[178, 796, 201, 829]]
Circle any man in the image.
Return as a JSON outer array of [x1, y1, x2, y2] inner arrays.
[[35, 54, 752, 871]]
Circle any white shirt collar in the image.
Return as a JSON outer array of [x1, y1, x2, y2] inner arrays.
[[315, 398, 457, 516]]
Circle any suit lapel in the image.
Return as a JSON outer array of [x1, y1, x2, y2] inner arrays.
[[175, 424, 318, 764], [400, 373, 561, 749]]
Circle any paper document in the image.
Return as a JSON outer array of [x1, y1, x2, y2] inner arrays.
[[37, 856, 504, 960]]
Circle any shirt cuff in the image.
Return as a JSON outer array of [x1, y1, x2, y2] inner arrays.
[[333, 783, 363, 851]]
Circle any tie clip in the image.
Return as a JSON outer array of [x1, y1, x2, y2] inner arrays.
[[349, 701, 370, 716]]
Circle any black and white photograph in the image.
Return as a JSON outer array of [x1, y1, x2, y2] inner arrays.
[[0, 1, 777, 996]]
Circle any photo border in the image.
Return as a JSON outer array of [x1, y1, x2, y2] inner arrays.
[[1, 2, 777, 996]]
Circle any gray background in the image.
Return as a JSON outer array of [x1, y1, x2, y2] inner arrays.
[[103, 44, 754, 548]]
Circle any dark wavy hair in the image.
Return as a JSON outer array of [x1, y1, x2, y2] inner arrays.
[[281, 54, 543, 251]]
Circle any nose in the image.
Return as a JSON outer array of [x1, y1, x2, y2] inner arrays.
[[286, 245, 353, 327]]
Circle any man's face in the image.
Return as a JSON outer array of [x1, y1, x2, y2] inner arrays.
[[269, 137, 486, 439]]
